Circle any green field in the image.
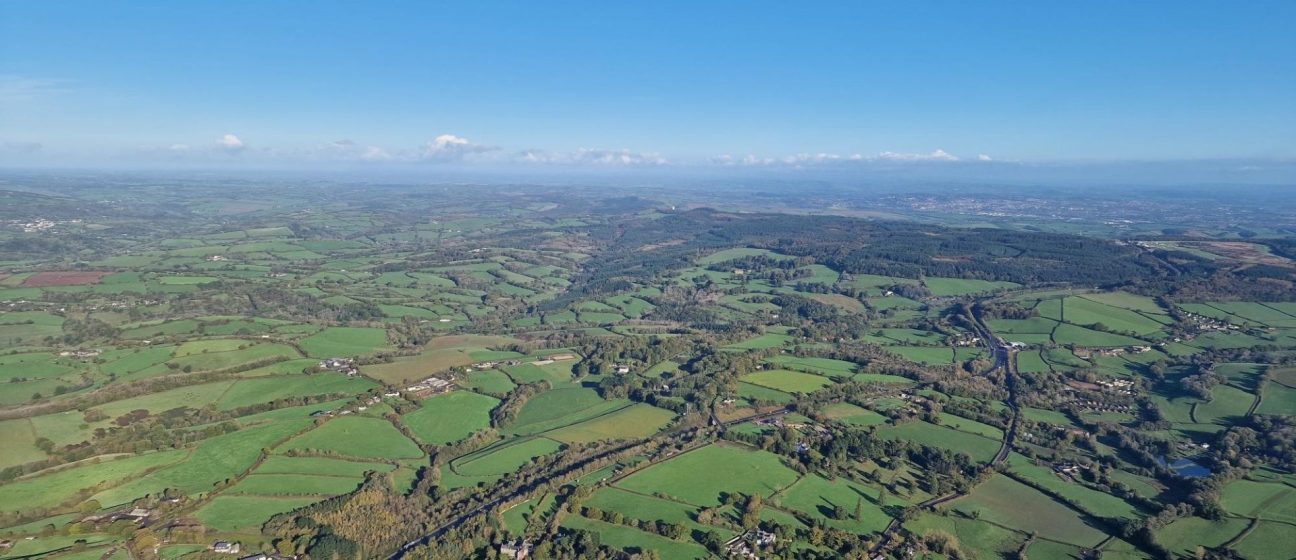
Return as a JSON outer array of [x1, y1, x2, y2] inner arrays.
[[459, 369, 517, 394], [739, 369, 834, 393], [1064, 296, 1167, 335], [1233, 520, 1292, 560], [723, 333, 793, 350], [217, 374, 375, 410], [195, 495, 324, 532], [1005, 455, 1143, 521], [769, 355, 858, 377], [92, 418, 313, 506], [0, 450, 186, 510], [1153, 516, 1249, 557], [298, 326, 389, 358], [544, 403, 675, 443], [775, 474, 892, 533], [228, 473, 363, 496], [821, 402, 888, 426], [616, 443, 799, 507], [561, 514, 709, 559], [924, 277, 1019, 296], [877, 421, 1002, 463], [905, 513, 1025, 559], [737, 381, 794, 404], [952, 475, 1107, 547], [585, 487, 703, 526], [884, 346, 957, 365], [506, 387, 624, 435], [0, 418, 47, 468], [1220, 479, 1296, 523], [402, 391, 499, 445], [452, 437, 564, 477], [254, 455, 396, 478], [281, 416, 423, 459], [1051, 324, 1147, 347]]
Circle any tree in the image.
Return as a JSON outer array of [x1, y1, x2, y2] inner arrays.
[[832, 504, 847, 520], [742, 494, 763, 529]]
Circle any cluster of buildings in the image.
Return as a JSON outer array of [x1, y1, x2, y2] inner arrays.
[[1181, 312, 1243, 332], [1095, 345, 1152, 357], [15, 218, 68, 233], [1053, 462, 1084, 477], [211, 539, 290, 557], [81, 507, 152, 526], [405, 375, 454, 397], [465, 354, 575, 372], [1068, 397, 1136, 414], [724, 529, 778, 558], [498, 539, 533, 559], [311, 394, 383, 418], [318, 357, 359, 376], [1095, 377, 1136, 395], [58, 349, 101, 359], [211, 541, 290, 560]]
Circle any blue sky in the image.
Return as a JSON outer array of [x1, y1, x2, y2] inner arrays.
[[1, 1, 1293, 173]]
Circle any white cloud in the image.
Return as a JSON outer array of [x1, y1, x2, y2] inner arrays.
[[316, 139, 384, 161], [421, 134, 497, 162], [360, 146, 393, 162], [217, 134, 246, 153], [168, 144, 190, 152], [875, 149, 959, 162], [978, 154, 993, 161], [713, 149, 972, 167], [517, 148, 668, 166]]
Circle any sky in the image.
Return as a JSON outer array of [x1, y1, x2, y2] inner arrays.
[[1, 1, 1294, 180]]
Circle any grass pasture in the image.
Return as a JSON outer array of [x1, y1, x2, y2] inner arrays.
[[1063, 296, 1167, 336], [92, 418, 312, 506], [505, 387, 626, 435], [402, 391, 499, 445], [952, 474, 1106, 547], [615, 443, 799, 507], [254, 455, 395, 478], [452, 437, 564, 478], [877, 421, 1001, 463], [1220, 479, 1296, 523], [820, 402, 888, 426], [1153, 516, 1248, 557], [281, 416, 422, 459], [723, 333, 793, 350], [227, 473, 362, 496], [737, 381, 794, 404], [561, 515, 709, 559], [0, 450, 186, 511], [544, 404, 675, 443], [739, 369, 834, 394], [298, 326, 389, 358], [196, 495, 323, 532], [1233, 521, 1293, 560], [364, 348, 477, 385], [776, 474, 892, 534], [769, 355, 857, 377], [884, 346, 957, 365], [1005, 455, 1143, 521]]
